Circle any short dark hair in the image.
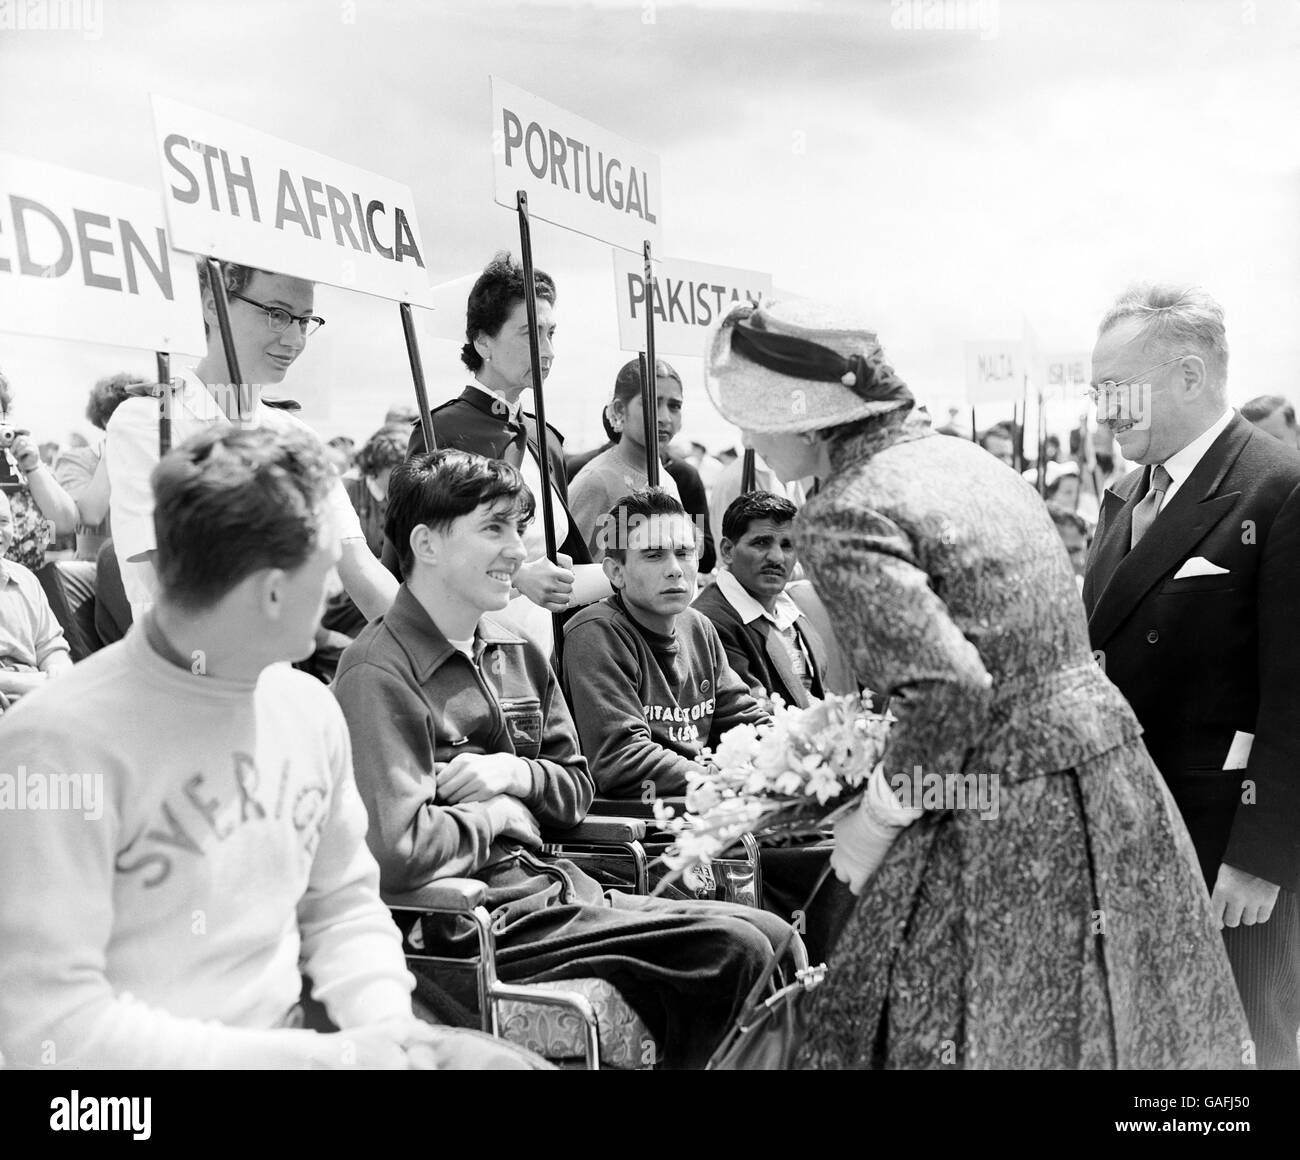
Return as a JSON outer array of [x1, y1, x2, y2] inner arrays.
[[385, 448, 535, 575], [1241, 394, 1296, 427], [354, 425, 408, 478], [196, 259, 263, 338], [85, 372, 137, 430], [152, 426, 331, 613], [461, 251, 556, 373], [601, 486, 695, 563], [721, 491, 798, 544]]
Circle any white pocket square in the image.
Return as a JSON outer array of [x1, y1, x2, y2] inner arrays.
[[1173, 556, 1229, 579]]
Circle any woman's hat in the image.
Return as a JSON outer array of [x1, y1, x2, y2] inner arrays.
[[703, 297, 912, 434]]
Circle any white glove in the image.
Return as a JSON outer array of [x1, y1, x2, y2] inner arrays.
[[830, 767, 922, 895]]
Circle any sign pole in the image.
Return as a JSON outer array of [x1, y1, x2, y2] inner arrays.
[[515, 191, 565, 662], [399, 303, 436, 451], [741, 448, 757, 494], [155, 351, 172, 457], [641, 241, 660, 487], [515, 192, 558, 565], [1035, 383, 1047, 496], [204, 257, 244, 419]]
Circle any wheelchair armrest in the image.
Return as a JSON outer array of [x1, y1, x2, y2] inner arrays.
[[382, 878, 487, 914], [542, 817, 647, 844], [585, 796, 687, 820]]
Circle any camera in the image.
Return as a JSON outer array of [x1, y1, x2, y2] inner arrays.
[[0, 423, 16, 449]]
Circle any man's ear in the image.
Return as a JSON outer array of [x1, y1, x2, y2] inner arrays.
[[254, 568, 286, 620], [719, 536, 735, 567], [409, 523, 438, 567], [1179, 353, 1208, 400], [602, 554, 623, 590]]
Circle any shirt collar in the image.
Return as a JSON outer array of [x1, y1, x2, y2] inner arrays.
[[1161, 407, 1234, 487], [715, 569, 802, 631], [466, 381, 522, 425], [0, 557, 12, 586], [176, 366, 265, 429], [383, 583, 526, 679]]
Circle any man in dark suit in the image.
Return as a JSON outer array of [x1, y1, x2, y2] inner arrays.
[[692, 491, 828, 709], [1083, 282, 1300, 1069]]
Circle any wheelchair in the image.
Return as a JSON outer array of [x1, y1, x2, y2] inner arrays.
[[386, 816, 659, 1069]]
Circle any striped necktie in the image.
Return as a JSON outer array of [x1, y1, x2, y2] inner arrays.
[[1130, 464, 1171, 549]]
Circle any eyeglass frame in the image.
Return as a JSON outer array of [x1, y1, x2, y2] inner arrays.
[[1085, 353, 1201, 405], [229, 292, 326, 337]]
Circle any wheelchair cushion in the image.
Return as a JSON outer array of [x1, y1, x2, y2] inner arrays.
[[496, 978, 653, 1069]]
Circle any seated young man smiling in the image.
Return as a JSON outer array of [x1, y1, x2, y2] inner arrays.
[[331, 449, 795, 1069]]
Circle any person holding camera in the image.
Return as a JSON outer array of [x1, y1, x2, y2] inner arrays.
[[0, 371, 78, 572]]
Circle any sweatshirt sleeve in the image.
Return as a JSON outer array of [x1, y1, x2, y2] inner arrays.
[[294, 696, 415, 1028], [563, 617, 698, 797], [331, 661, 514, 891], [0, 718, 340, 1070]]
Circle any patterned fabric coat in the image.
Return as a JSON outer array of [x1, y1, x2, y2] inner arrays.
[[795, 407, 1250, 1070]]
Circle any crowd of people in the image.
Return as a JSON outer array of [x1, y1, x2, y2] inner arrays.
[[1, 257, 1297, 1071]]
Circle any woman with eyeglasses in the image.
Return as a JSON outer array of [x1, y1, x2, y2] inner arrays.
[[106, 260, 398, 626]]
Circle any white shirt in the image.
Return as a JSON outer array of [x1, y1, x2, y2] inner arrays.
[[1159, 407, 1235, 508], [714, 568, 805, 634], [106, 368, 364, 620]]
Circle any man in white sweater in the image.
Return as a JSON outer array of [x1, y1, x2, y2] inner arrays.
[[0, 426, 534, 1069]]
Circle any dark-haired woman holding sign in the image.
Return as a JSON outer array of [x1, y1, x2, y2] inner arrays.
[[389, 252, 609, 654]]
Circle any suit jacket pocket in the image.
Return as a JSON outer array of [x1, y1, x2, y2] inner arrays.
[[1158, 573, 1238, 595]]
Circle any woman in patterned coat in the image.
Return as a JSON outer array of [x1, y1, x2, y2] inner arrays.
[[703, 297, 1251, 1069]]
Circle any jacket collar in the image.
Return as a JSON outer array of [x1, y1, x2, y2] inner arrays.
[[382, 583, 527, 681], [1087, 412, 1251, 647]]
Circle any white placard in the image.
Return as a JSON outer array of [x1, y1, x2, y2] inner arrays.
[[0, 152, 206, 354], [965, 340, 1023, 405], [611, 251, 770, 357], [151, 95, 431, 303], [1040, 350, 1092, 401], [491, 76, 662, 254]]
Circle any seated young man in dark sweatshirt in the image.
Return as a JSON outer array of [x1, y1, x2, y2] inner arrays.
[[563, 487, 846, 962], [331, 449, 795, 1069]]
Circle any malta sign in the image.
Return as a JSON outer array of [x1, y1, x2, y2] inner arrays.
[[491, 76, 662, 254], [0, 152, 206, 354], [151, 95, 431, 303], [612, 251, 770, 356], [965, 340, 1023, 405]]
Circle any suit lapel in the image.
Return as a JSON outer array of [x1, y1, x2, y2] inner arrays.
[[1084, 473, 1142, 612], [1087, 417, 1250, 648]]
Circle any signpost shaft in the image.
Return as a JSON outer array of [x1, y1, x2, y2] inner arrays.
[[641, 241, 660, 487], [741, 448, 756, 494], [204, 257, 244, 419], [399, 303, 436, 452], [516, 192, 563, 663], [155, 351, 172, 457]]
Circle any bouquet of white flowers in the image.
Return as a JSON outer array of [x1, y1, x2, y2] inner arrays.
[[651, 692, 894, 884]]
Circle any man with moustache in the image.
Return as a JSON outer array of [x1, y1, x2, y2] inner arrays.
[[1083, 282, 1300, 1068]]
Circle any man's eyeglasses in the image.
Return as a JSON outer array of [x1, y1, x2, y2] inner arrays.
[[1085, 354, 1198, 405], [230, 292, 325, 337]]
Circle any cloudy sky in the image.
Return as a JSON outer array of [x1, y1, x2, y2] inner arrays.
[[2, 0, 1298, 454]]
